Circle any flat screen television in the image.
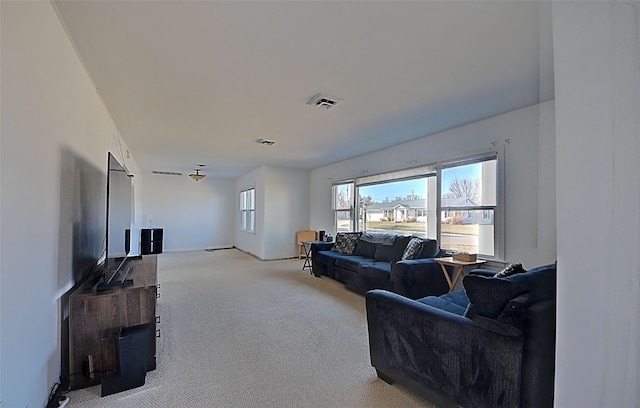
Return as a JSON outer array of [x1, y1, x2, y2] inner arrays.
[[98, 152, 133, 290]]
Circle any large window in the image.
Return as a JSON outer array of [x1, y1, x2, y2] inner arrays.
[[240, 188, 255, 232], [334, 153, 498, 258], [332, 182, 354, 233], [357, 176, 436, 239]]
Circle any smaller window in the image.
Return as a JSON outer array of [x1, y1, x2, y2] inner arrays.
[[440, 159, 497, 256], [240, 188, 256, 232], [333, 182, 354, 232]]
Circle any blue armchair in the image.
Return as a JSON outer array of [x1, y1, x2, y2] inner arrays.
[[366, 263, 556, 407]]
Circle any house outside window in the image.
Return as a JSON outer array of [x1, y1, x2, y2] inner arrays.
[[332, 181, 354, 233], [356, 175, 436, 239], [240, 188, 255, 232]]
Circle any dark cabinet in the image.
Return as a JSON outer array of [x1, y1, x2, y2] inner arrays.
[[69, 255, 158, 390], [141, 228, 163, 255]]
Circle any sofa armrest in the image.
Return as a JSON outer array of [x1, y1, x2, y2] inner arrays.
[[390, 258, 449, 299], [366, 289, 524, 408]]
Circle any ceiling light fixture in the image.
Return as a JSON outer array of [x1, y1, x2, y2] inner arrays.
[[189, 168, 206, 181]]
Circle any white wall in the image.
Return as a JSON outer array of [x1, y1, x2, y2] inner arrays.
[[141, 173, 235, 252], [310, 102, 557, 269], [0, 2, 142, 405], [235, 166, 310, 260], [553, 2, 640, 407], [263, 166, 311, 259]]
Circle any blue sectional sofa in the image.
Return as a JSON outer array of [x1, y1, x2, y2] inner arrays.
[[366, 262, 557, 408], [311, 232, 450, 299]]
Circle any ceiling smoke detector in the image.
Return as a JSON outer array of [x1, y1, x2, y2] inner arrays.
[[256, 138, 277, 146], [307, 93, 343, 110]]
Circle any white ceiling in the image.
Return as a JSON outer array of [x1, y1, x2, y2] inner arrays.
[[53, 1, 551, 178]]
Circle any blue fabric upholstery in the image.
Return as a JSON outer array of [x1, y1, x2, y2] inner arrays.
[[416, 238, 439, 259], [334, 256, 374, 273], [366, 263, 557, 408], [356, 262, 391, 280], [311, 234, 448, 299], [374, 235, 411, 262], [353, 239, 377, 258]]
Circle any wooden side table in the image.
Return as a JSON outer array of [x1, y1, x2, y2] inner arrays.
[[301, 241, 324, 273], [434, 257, 487, 292]]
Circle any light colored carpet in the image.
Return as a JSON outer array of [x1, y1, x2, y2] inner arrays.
[[65, 249, 435, 408]]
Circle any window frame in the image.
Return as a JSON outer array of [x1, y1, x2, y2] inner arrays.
[[438, 156, 498, 258], [332, 181, 355, 233], [355, 173, 435, 238], [342, 152, 500, 259], [240, 187, 256, 233]]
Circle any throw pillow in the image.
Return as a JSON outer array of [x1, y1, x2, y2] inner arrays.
[[330, 232, 361, 255], [495, 262, 526, 278], [416, 238, 439, 259], [463, 275, 528, 319], [353, 239, 377, 258], [374, 235, 411, 262], [401, 237, 424, 260]]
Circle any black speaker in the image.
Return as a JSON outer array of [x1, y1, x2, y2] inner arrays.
[[141, 228, 163, 255], [125, 228, 131, 254], [101, 323, 151, 396]]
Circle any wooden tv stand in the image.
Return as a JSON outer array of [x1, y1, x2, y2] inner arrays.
[[68, 255, 158, 390]]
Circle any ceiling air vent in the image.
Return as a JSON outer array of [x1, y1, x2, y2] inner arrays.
[[152, 170, 183, 176], [256, 138, 277, 146], [307, 93, 343, 110]]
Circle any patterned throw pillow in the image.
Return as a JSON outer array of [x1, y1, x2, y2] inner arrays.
[[495, 263, 526, 278], [401, 237, 424, 260], [330, 232, 361, 255]]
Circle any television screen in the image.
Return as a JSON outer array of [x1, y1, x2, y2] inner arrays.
[[105, 152, 132, 282]]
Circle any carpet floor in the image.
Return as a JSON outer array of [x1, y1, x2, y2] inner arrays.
[[65, 249, 435, 407]]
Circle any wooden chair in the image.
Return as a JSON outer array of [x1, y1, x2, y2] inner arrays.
[[297, 230, 318, 258]]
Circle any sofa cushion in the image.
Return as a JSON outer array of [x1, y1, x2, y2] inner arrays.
[[495, 262, 526, 278], [501, 262, 556, 303], [357, 262, 392, 281], [418, 296, 468, 316], [416, 238, 439, 259], [335, 256, 374, 273], [374, 235, 411, 262], [463, 275, 528, 319], [439, 290, 470, 308], [316, 250, 361, 266], [331, 232, 361, 255], [315, 250, 338, 266], [417, 290, 470, 316], [360, 232, 397, 245], [353, 239, 377, 258], [401, 237, 423, 260], [463, 263, 557, 319]]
